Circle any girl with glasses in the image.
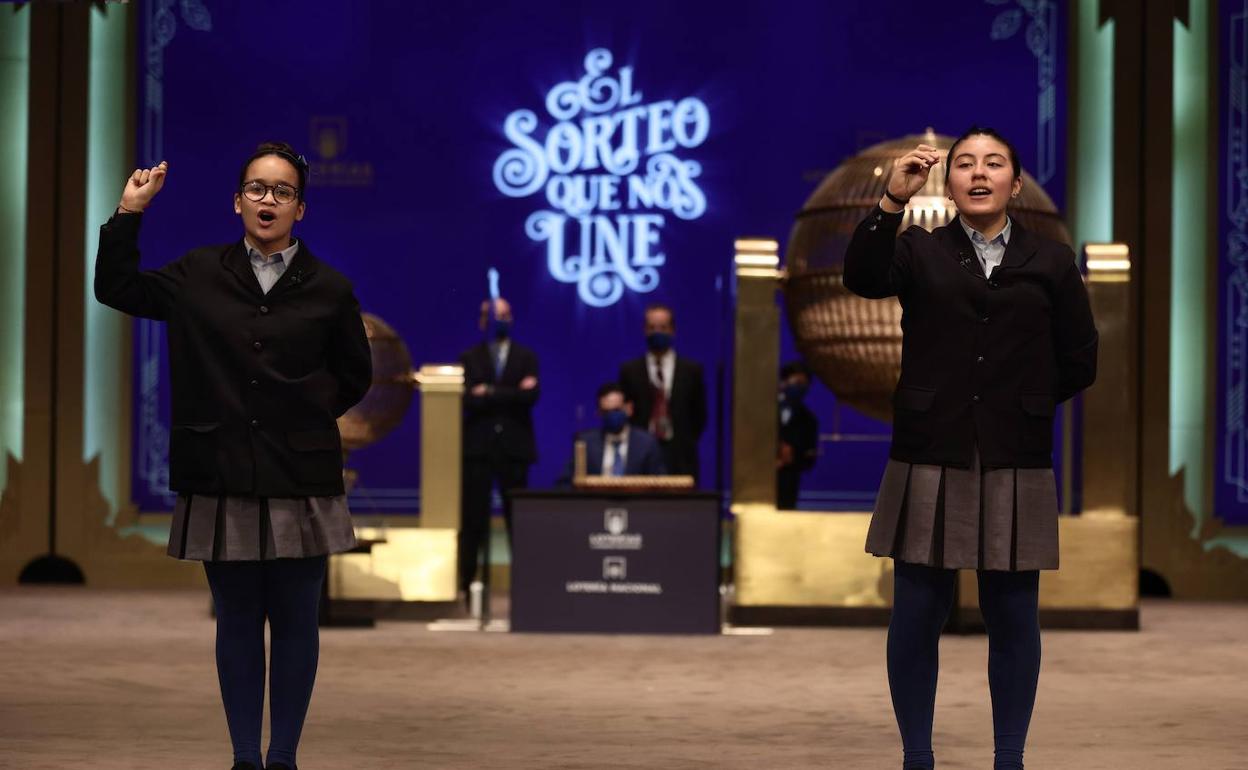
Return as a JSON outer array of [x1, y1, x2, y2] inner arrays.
[[94, 141, 373, 770]]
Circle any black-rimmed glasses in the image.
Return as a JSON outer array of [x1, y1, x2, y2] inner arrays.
[[241, 180, 299, 205]]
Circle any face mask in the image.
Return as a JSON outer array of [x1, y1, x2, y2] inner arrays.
[[490, 319, 512, 340], [646, 332, 673, 352], [602, 409, 629, 434], [782, 384, 808, 403]]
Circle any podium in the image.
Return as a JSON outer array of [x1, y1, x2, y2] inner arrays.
[[510, 489, 721, 634]]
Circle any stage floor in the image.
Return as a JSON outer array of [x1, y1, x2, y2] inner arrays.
[[0, 588, 1244, 769]]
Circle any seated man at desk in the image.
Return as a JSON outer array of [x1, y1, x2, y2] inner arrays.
[[570, 383, 667, 477]]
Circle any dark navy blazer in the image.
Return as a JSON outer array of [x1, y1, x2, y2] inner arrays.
[[567, 426, 667, 478], [95, 213, 372, 497], [842, 206, 1098, 469]]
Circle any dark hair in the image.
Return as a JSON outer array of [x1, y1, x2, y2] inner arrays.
[[780, 360, 810, 380], [944, 126, 1020, 183], [644, 303, 675, 323], [596, 382, 628, 403], [238, 141, 309, 200]]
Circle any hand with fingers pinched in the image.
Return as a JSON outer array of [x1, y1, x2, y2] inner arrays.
[[881, 144, 941, 211], [118, 161, 168, 214]]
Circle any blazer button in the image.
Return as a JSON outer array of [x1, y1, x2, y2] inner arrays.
[[259, 305, 269, 314], [494, 424, 503, 434], [250, 378, 259, 388], [972, 395, 982, 403], [989, 281, 999, 289], [980, 316, 990, 324], [975, 355, 985, 364], [250, 418, 261, 428], [253, 341, 263, 351]]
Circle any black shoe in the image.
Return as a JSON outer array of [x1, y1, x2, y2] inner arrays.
[[231, 764, 258, 770], [267, 764, 294, 770]]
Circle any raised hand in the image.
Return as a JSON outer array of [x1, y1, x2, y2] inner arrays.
[[884, 144, 940, 204], [118, 161, 168, 213]]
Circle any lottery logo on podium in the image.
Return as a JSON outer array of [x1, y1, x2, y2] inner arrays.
[[603, 556, 627, 581]]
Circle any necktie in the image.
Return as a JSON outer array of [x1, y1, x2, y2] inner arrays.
[[649, 359, 673, 440], [610, 440, 626, 476]]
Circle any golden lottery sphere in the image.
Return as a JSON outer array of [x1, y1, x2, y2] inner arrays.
[[336, 312, 415, 452]]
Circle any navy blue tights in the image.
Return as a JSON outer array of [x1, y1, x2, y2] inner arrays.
[[204, 556, 326, 770], [887, 561, 1040, 770]]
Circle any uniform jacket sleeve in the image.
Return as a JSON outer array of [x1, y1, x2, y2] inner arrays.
[[328, 289, 373, 417], [842, 206, 914, 300], [685, 360, 708, 440], [1052, 253, 1099, 403], [94, 212, 188, 320]]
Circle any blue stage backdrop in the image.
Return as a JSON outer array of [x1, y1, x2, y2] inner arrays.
[[1217, 0, 1248, 526], [131, 0, 1067, 513]]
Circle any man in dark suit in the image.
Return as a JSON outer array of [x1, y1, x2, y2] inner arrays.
[[776, 361, 819, 510], [458, 297, 538, 594], [617, 304, 707, 481], [565, 383, 666, 479]]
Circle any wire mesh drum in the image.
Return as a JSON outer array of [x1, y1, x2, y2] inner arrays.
[[336, 312, 415, 452]]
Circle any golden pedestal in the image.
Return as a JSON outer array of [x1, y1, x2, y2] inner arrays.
[[327, 364, 463, 608]]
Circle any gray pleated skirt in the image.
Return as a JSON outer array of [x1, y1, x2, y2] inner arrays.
[[168, 494, 357, 562], [865, 447, 1059, 571]]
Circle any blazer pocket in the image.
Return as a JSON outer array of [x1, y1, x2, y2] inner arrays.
[[1019, 392, 1055, 455], [170, 423, 220, 480], [893, 386, 936, 412], [175, 422, 220, 433], [286, 428, 343, 485], [1020, 392, 1055, 417], [287, 428, 341, 452]]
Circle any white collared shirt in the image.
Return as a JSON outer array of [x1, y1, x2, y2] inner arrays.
[[646, 349, 676, 396], [245, 237, 299, 294], [601, 426, 630, 476], [959, 217, 1012, 278]]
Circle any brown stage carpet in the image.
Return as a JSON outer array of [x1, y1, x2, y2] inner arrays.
[[0, 588, 1244, 769]]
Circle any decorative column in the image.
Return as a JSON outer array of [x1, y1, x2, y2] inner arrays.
[[731, 238, 781, 508]]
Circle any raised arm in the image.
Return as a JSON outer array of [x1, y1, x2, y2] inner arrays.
[[842, 144, 938, 299], [94, 161, 185, 319]]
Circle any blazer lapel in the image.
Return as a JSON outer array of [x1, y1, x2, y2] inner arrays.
[[669, 356, 685, 405], [942, 216, 985, 280], [942, 216, 1038, 277], [221, 240, 321, 299], [589, 431, 606, 475], [623, 434, 641, 474], [265, 247, 319, 301], [633, 359, 654, 417], [997, 219, 1039, 272], [469, 343, 493, 383], [493, 342, 514, 384], [222, 241, 264, 296]]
